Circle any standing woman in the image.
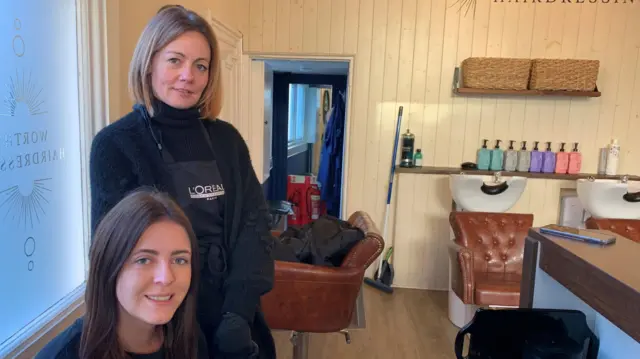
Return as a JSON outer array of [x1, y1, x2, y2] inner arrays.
[[90, 5, 276, 359]]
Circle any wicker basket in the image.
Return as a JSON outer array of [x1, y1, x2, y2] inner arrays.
[[461, 57, 532, 90], [529, 59, 599, 91]]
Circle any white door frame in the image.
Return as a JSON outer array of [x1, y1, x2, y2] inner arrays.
[[244, 52, 355, 220], [207, 13, 243, 127]]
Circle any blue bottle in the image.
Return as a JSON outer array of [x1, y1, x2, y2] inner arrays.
[[477, 139, 491, 170], [490, 139, 504, 171], [530, 141, 543, 172]]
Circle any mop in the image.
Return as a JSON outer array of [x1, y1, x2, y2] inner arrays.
[[364, 106, 403, 294]]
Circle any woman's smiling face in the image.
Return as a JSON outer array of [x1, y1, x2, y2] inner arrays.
[[115, 219, 192, 327]]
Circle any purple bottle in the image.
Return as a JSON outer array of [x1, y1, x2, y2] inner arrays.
[[541, 141, 556, 173], [529, 141, 543, 172]]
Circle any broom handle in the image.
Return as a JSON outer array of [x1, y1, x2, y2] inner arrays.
[[377, 106, 403, 277]]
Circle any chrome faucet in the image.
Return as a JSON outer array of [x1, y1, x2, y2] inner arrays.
[[621, 175, 629, 183], [494, 171, 502, 183]]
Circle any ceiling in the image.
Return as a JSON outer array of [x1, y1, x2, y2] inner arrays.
[[264, 59, 349, 75]]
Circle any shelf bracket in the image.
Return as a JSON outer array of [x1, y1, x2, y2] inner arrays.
[[452, 67, 461, 95]]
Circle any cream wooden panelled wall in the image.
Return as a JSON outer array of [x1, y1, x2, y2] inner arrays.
[[233, 0, 640, 290], [110, 0, 640, 290]]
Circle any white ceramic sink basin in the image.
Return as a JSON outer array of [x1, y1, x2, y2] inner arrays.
[[576, 178, 640, 219], [449, 173, 527, 213]]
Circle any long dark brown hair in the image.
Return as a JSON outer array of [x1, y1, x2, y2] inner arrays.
[[79, 187, 200, 358]]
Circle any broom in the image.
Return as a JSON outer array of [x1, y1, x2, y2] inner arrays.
[[364, 106, 403, 294]]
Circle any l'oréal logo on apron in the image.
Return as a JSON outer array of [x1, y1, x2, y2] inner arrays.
[[188, 184, 225, 200]]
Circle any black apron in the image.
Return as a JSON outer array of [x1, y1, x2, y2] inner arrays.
[[156, 120, 230, 353], [139, 106, 275, 359], [140, 107, 232, 357]]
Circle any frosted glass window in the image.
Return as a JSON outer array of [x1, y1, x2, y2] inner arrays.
[[0, 1, 86, 348]]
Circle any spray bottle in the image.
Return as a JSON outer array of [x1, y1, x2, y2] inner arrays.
[[400, 129, 415, 168]]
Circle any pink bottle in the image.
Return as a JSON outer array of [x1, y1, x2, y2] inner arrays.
[[555, 142, 569, 174], [568, 142, 582, 174]]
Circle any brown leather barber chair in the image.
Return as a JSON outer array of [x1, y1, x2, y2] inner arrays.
[[449, 211, 534, 307], [261, 211, 384, 359], [585, 217, 640, 243]]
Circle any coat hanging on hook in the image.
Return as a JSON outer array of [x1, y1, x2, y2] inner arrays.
[[317, 92, 345, 217]]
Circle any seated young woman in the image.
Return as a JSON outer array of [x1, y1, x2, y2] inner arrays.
[[36, 188, 208, 358]]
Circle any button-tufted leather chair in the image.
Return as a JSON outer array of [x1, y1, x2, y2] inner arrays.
[[585, 217, 640, 243], [261, 211, 384, 359], [449, 211, 534, 307]]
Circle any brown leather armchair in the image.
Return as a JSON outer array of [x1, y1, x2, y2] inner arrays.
[[585, 217, 640, 243], [261, 211, 384, 358], [449, 211, 534, 307]]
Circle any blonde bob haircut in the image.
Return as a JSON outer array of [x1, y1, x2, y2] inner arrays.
[[128, 5, 223, 119]]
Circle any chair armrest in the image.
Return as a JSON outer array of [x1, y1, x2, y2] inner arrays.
[[448, 241, 475, 304], [260, 260, 364, 333], [340, 235, 384, 270], [341, 211, 385, 269]]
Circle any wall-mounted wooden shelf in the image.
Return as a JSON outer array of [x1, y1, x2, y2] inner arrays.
[[452, 67, 602, 98], [395, 165, 640, 181], [454, 87, 602, 97]]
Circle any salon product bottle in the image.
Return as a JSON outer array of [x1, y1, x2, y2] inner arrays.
[[490, 140, 504, 171], [529, 141, 543, 172], [542, 142, 556, 173], [597, 147, 608, 174], [503, 140, 518, 171], [414, 149, 423, 168], [555, 142, 569, 174], [517, 141, 531, 172], [568, 142, 582, 174], [400, 129, 415, 168], [605, 138, 620, 175], [477, 139, 491, 170]]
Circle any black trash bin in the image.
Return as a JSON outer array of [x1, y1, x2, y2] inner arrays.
[[454, 308, 599, 359]]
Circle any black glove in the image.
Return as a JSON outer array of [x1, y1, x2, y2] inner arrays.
[[214, 312, 259, 357]]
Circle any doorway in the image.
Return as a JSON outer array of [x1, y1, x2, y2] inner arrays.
[[258, 59, 349, 220]]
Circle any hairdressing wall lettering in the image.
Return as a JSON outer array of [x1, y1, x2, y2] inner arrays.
[[455, 0, 635, 16], [1, 17, 59, 273], [0, 130, 65, 171], [492, 0, 634, 2]]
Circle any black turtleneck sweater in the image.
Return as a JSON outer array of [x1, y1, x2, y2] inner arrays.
[[89, 102, 275, 330], [151, 102, 219, 163]]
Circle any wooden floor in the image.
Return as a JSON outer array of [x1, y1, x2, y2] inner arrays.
[[272, 286, 459, 359]]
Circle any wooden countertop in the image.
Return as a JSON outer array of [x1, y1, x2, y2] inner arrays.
[[395, 165, 640, 181], [524, 228, 640, 342]]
